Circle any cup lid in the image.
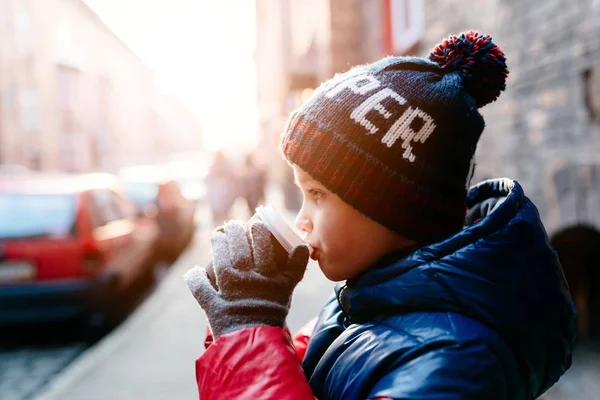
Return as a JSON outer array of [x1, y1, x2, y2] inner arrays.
[[255, 205, 305, 253]]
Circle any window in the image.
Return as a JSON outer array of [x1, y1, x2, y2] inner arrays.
[[0, 0, 11, 29], [0, 193, 78, 239], [111, 191, 137, 221], [20, 88, 39, 132], [58, 65, 79, 111], [55, 21, 83, 66], [124, 181, 158, 210], [2, 85, 15, 112], [60, 135, 77, 173], [88, 190, 122, 228], [58, 65, 80, 172], [88, 190, 136, 228], [15, 8, 31, 54], [382, 0, 424, 55]]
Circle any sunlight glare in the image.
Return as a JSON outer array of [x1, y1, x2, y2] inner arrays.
[[84, 0, 258, 154]]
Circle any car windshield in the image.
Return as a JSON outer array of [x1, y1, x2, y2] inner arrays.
[[124, 181, 158, 208], [0, 193, 78, 239]]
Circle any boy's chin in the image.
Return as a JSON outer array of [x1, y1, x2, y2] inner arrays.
[[318, 260, 347, 282]]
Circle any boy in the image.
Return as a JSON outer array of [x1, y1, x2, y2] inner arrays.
[[185, 31, 577, 399]]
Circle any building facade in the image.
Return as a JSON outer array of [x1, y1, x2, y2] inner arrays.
[[0, 0, 202, 172], [421, 0, 600, 344], [154, 92, 204, 160]]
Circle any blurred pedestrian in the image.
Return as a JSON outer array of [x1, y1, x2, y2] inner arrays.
[[186, 31, 576, 399], [204, 150, 236, 227], [241, 153, 266, 216]]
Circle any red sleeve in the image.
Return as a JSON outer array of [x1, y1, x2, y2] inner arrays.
[[291, 317, 318, 361], [200, 324, 393, 400], [204, 326, 214, 349], [196, 326, 315, 400]]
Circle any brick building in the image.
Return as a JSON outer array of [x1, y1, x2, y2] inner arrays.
[[256, 0, 600, 341], [0, 0, 202, 172], [421, 0, 600, 343]]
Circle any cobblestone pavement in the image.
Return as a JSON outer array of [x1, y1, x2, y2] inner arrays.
[[0, 344, 86, 400]]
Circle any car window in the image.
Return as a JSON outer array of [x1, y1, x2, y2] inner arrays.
[[0, 193, 77, 239], [123, 180, 158, 210], [110, 191, 136, 220], [88, 189, 122, 228]]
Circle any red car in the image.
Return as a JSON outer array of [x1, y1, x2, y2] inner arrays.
[[0, 173, 159, 326]]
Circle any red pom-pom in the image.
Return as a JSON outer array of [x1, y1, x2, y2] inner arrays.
[[429, 30, 508, 108]]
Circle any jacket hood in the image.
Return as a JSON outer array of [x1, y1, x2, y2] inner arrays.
[[339, 178, 577, 396]]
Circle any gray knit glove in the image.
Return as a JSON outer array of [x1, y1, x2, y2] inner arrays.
[[184, 220, 309, 339]]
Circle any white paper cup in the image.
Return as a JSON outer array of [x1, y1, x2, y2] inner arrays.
[[205, 205, 307, 283]]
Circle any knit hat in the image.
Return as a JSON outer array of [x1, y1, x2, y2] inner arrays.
[[281, 31, 508, 244]]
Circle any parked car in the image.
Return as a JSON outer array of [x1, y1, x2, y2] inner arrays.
[[120, 167, 196, 263], [0, 173, 159, 327]]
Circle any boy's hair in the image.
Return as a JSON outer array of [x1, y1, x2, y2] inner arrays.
[[281, 30, 508, 244]]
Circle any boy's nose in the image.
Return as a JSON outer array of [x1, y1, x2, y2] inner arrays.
[[295, 212, 312, 235]]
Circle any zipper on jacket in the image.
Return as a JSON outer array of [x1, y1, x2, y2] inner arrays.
[[336, 283, 351, 327]]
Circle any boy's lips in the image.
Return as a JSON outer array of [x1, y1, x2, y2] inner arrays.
[[309, 247, 319, 261]]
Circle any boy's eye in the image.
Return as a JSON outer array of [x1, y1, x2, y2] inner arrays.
[[308, 189, 323, 200]]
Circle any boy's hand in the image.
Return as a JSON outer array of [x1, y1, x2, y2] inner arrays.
[[184, 220, 309, 339]]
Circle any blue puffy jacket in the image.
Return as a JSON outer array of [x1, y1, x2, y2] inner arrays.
[[302, 178, 577, 400]]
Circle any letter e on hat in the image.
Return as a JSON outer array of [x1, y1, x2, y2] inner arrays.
[[350, 88, 407, 135], [325, 73, 381, 98]]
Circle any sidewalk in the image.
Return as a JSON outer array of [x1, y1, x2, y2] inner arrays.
[[34, 188, 333, 400]]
